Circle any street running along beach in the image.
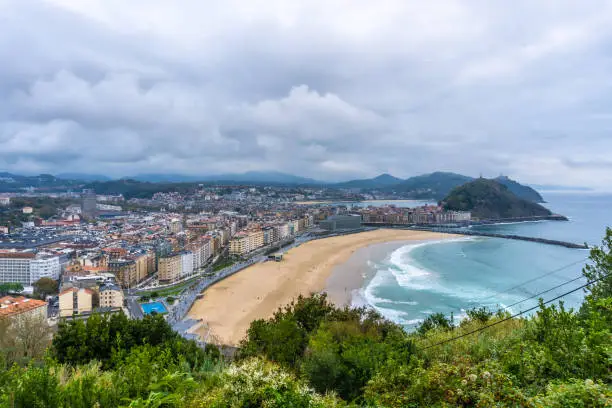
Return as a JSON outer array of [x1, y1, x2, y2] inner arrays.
[[187, 229, 459, 346]]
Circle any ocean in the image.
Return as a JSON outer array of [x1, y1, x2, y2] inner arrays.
[[355, 192, 612, 330]]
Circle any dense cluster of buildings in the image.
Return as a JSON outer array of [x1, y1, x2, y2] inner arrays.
[[228, 215, 313, 256], [358, 205, 471, 225]]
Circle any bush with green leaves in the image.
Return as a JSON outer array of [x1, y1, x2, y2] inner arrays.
[[187, 358, 343, 408]]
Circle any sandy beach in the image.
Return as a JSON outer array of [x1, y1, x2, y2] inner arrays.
[[188, 229, 458, 345]]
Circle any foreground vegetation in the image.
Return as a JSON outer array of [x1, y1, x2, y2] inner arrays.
[[1, 229, 611, 407]]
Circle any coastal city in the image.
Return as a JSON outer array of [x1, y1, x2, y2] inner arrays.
[[3, 1, 612, 404], [0, 183, 472, 339]]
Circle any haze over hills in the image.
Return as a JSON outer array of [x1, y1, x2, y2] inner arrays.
[[442, 179, 553, 220], [334, 173, 403, 189], [56, 173, 112, 182]]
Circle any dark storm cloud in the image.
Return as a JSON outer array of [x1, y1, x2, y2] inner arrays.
[[1, 0, 612, 187]]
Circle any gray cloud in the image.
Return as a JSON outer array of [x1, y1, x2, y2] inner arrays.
[[1, 0, 612, 188]]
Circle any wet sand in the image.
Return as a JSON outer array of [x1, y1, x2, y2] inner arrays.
[[188, 229, 458, 345], [325, 240, 415, 307]]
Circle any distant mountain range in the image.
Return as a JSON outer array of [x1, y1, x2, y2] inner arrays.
[[335, 172, 544, 202], [0, 170, 546, 202], [0, 172, 81, 192], [56, 173, 112, 182]]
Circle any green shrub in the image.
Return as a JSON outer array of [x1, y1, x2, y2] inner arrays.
[[529, 379, 612, 407]]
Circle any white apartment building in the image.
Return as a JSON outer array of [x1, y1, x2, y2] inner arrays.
[[181, 251, 194, 277], [273, 223, 290, 240], [30, 256, 61, 281], [0, 254, 61, 284], [0, 255, 32, 284], [192, 246, 204, 271]]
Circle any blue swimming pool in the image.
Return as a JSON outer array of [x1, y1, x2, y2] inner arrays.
[[141, 301, 168, 315]]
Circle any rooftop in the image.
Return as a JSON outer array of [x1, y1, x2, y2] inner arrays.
[[0, 296, 47, 318]]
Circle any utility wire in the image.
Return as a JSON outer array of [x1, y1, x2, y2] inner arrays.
[[503, 274, 585, 310], [420, 272, 608, 350], [478, 257, 588, 302], [410, 258, 589, 327]]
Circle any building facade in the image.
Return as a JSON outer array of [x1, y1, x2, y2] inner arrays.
[[158, 253, 182, 283], [99, 283, 124, 309], [0, 253, 34, 284], [108, 259, 137, 288], [180, 251, 193, 278], [59, 287, 93, 317], [81, 189, 97, 219], [30, 256, 61, 281]]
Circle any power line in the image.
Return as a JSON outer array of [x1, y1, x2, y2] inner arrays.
[[409, 258, 589, 328], [420, 272, 608, 350], [503, 274, 585, 310], [478, 257, 588, 302]]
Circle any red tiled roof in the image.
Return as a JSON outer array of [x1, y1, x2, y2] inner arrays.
[[0, 296, 47, 318]]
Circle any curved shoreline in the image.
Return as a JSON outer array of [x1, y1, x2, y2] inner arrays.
[[187, 229, 460, 346]]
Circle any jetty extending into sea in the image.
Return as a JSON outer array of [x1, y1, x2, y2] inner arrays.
[[362, 217, 589, 250]]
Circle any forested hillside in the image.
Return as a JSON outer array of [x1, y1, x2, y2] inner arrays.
[[1, 229, 611, 407], [443, 179, 552, 219]]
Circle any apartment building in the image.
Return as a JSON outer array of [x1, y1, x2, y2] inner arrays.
[[0, 253, 35, 284], [30, 256, 61, 281], [99, 283, 124, 309], [273, 223, 290, 240], [108, 259, 137, 288], [0, 253, 61, 284], [180, 251, 194, 278], [229, 230, 265, 256], [229, 233, 248, 256], [169, 219, 183, 234], [134, 252, 155, 282], [158, 253, 182, 284], [59, 287, 93, 317]]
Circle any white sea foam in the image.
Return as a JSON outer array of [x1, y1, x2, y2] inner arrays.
[[385, 241, 511, 302], [360, 238, 525, 326]]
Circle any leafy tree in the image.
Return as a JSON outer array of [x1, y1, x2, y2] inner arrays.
[[417, 312, 454, 335], [0, 282, 24, 295], [582, 227, 612, 302], [301, 316, 410, 402], [465, 306, 494, 324], [0, 314, 52, 368], [240, 293, 334, 366], [33, 277, 59, 299]]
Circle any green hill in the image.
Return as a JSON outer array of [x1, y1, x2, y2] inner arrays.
[[388, 172, 474, 199], [442, 178, 552, 219]]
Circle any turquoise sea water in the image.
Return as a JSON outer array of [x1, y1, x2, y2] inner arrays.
[[358, 192, 612, 329]]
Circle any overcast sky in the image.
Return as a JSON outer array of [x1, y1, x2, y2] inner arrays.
[[2, 0, 612, 188]]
